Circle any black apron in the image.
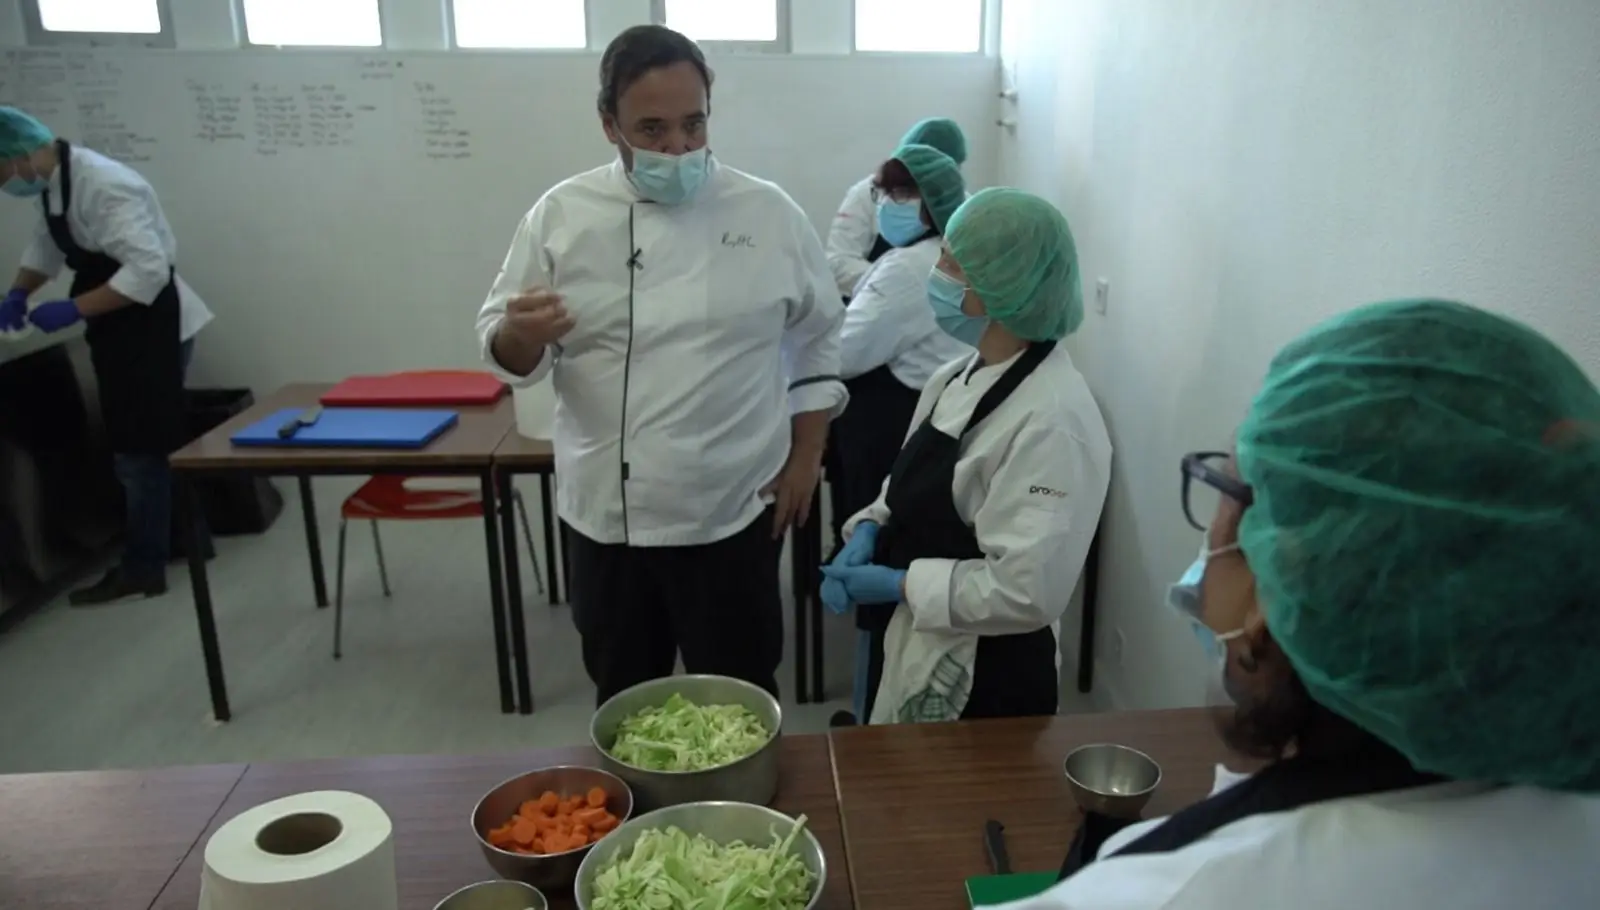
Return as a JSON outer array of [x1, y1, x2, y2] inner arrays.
[[861, 342, 1060, 722], [1058, 736, 1446, 881], [42, 139, 184, 456]]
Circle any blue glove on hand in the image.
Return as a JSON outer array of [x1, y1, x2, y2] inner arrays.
[[821, 563, 907, 606], [821, 575, 852, 615], [0, 289, 27, 331], [28, 299, 82, 333], [837, 521, 879, 567]]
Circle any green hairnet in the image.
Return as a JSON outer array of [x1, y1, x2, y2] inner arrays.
[[1237, 298, 1600, 791], [892, 143, 965, 234], [900, 117, 967, 165], [0, 107, 53, 159], [944, 187, 1083, 341]]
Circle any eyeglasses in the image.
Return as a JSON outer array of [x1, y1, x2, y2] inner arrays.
[[1181, 451, 1253, 531]]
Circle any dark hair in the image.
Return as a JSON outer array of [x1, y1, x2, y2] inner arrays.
[[597, 25, 714, 117], [872, 157, 936, 233]]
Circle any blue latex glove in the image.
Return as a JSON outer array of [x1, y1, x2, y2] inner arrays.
[[821, 574, 852, 615], [836, 521, 879, 568], [821, 563, 907, 606], [0, 288, 27, 331], [27, 299, 82, 333]]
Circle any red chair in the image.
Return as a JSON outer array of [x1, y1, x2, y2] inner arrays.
[[333, 474, 543, 658]]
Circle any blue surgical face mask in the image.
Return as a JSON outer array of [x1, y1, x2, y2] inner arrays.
[[1167, 540, 1245, 664], [927, 267, 986, 346], [2, 175, 47, 198], [877, 199, 926, 247], [626, 144, 710, 205]]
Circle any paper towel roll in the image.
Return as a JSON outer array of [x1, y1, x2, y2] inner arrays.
[[513, 383, 554, 440], [198, 790, 398, 910]]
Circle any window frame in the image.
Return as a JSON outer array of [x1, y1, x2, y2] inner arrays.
[[22, 0, 177, 48], [850, 0, 988, 56], [446, 0, 591, 52], [233, 0, 387, 49], [650, 0, 791, 54]]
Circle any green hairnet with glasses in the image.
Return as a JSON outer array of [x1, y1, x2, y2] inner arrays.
[[891, 143, 965, 234], [944, 187, 1083, 342], [0, 107, 53, 160], [1237, 298, 1600, 791], [900, 117, 967, 166]]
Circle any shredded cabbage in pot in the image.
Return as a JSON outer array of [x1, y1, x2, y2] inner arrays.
[[590, 816, 814, 910], [608, 693, 772, 772]]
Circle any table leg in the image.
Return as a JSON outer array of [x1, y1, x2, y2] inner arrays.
[[791, 522, 808, 704], [499, 470, 533, 714], [298, 476, 329, 608], [179, 475, 230, 722], [479, 473, 515, 713], [1077, 529, 1102, 694], [538, 472, 560, 604], [808, 514, 824, 704]]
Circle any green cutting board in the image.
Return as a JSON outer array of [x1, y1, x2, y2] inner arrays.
[[965, 870, 1058, 906]]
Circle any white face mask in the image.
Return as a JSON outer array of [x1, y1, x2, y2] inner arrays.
[[624, 143, 710, 205], [1166, 540, 1246, 665]]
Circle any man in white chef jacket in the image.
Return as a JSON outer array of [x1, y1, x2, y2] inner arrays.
[[476, 26, 846, 703], [0, 107, 213, 606]]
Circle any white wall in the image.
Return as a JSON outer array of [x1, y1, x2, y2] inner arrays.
[[0, 2, 1002, 391], [998, 0, 1600, 710]]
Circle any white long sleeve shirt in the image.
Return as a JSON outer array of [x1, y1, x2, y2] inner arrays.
[[825, 174, 876, 297], [848, 344, 1111, 635], [477, 158, 847, 547], [20, 145, 212, 342], [1007, 768, 1600, 910], [838, 236, 971, 389]]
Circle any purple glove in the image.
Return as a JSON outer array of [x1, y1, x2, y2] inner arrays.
[[27, 299, 82, 333], [0, 289, 27, 331]]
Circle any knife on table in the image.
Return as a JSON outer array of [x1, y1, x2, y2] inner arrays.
[[277, 405, 323, 439], [984, 819, 1013, 875]]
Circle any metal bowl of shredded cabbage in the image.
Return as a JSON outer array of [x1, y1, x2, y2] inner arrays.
[[591, 675, 781, 809], [574, 802, 825, 910]]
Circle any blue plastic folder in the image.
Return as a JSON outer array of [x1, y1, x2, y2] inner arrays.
[[231, 408, 459, 449]]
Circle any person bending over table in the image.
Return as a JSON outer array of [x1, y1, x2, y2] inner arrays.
[[0, 106, 213, 606], [476, 26, 845, 704], [1016, 299, 1600, 908], [825, 117, 968, 300], [822, 188, 1111, 725]]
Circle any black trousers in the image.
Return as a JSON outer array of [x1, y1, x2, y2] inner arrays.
[[862, 623, 1058, 722], [565, 509, 784, 705]]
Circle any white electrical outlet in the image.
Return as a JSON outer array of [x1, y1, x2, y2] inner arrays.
[[1094, 278, 1110, 315]]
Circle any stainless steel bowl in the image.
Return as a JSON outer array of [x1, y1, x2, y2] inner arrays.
[[1063, 743, 1162, 819], [573, 801, 826, 910], [591, 675, 782, 809], [433, 880, 548, 910], [471, 765, 634, 892]]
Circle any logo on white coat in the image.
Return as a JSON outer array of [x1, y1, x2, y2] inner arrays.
[[1029, 485, 1067, 499], [721, 232, 756, 249]]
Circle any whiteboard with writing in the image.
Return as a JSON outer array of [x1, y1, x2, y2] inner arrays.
[[0, 48, 999, 390]]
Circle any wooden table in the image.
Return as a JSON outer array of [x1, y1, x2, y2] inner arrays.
[[0, 763, 245, 910], [168, 383, 522, 721], [148, 735, 852, 910], [827, 709, 1233, 910]]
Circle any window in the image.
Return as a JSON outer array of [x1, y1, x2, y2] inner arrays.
[[24, 0, 174, 45], [855, 0, 983, 53], [452, 0, 587, 50], [654, 0, 786, 49], [240, 0, 383, 47]]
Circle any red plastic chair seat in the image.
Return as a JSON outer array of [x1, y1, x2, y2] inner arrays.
[[341, 475, 485, 521]]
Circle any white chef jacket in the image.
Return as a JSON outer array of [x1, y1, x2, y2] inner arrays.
[[848, 343, 1110, 636], [839, 236, 971, 390], [825, 174, 876, 297], [477, 157, 847, 548], [1006, 766, 1600, 909], [20, 144, 212, 342]]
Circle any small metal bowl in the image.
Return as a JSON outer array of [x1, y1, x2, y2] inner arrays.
[[433, 880, 548, 910], [574, 801, 826, 910], [591, 675, 782, 810], [1063, 743, 1162, 819], [471, 766, 634, 892]]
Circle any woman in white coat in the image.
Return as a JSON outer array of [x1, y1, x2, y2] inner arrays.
[[823, 188, 1111, 724], [1018, 299, 1600, 908], [825, 118, 968, 300]]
